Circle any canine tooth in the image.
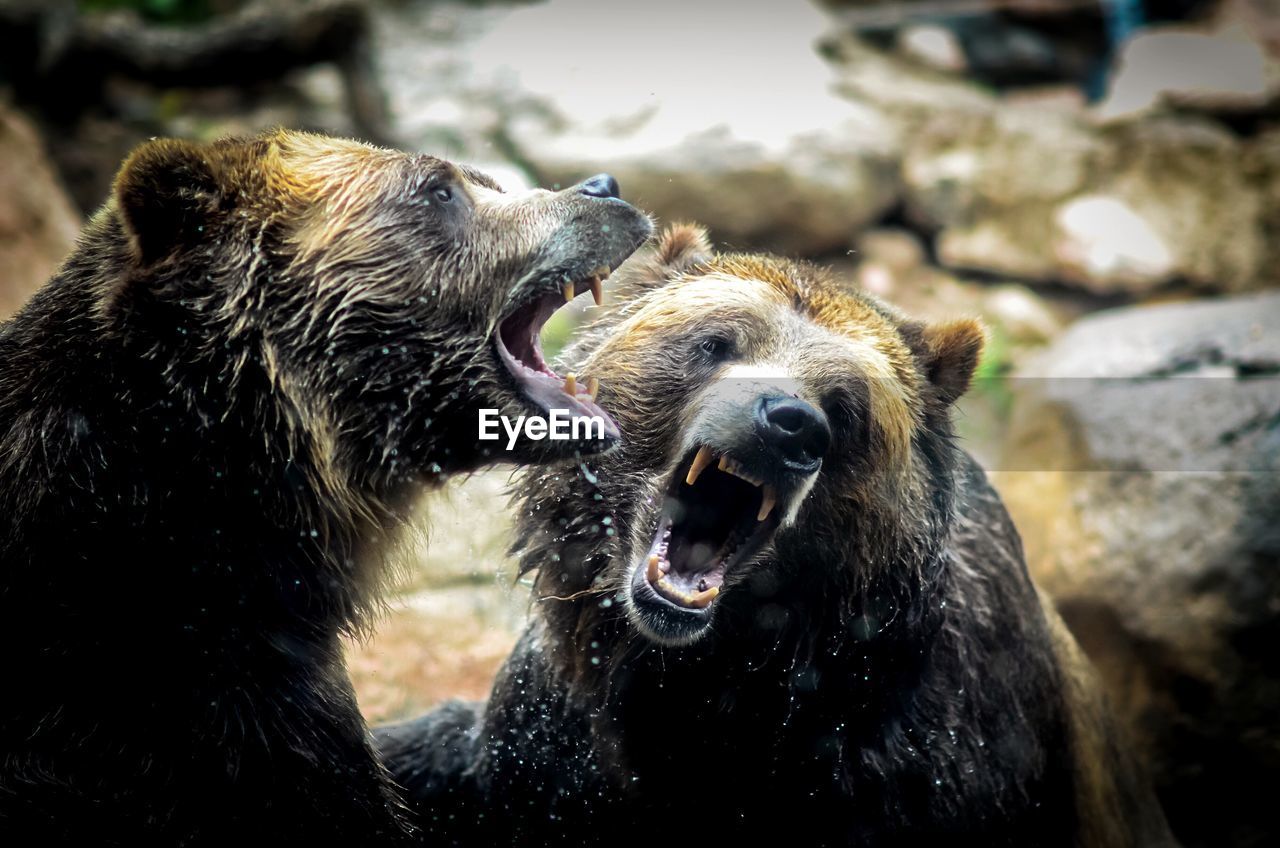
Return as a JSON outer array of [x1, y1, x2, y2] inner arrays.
[[586, 376, 599, 400], [757, 486, 777, 522], [562, 282, 575, 303], [646, 554, 661, 583], [715, 456, 762, 487], [590, 276, 604, 306], [688, 585, 719, 609], [686, 446, 715, 486], [592, 264, 611, 279], [563, 373, 577, 396]]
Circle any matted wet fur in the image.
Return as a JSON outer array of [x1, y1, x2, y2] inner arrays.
[[0, 130, 650, 845], [377, 225, 1176, 847]]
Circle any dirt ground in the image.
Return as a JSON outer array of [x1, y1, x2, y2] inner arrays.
[[345, 470, 532, 726]]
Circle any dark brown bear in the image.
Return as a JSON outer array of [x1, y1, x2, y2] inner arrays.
[[377, 225, 1177, 847], [0, 129, 650, 845]]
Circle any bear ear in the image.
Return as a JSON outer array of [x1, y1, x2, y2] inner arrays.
[[114, 138, 223, 265], [617, 222, 714, 299], [916, 318, 986, 405], [651, 222, 713, 276]]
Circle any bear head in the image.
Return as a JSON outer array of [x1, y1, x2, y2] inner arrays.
[[103, 130, 652, 503], [513, 224, 985, 671]]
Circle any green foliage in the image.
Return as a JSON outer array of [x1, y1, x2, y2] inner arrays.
[[968, 323, 1015, 422], [540, 309, 579, 363], [78, 0, 219, 25]]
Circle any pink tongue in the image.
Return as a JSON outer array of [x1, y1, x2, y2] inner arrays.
[[500, 311, 553, 376]]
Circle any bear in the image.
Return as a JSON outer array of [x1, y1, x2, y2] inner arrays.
[[0, 129, 651, 845], [375, 224, 1178, 847]]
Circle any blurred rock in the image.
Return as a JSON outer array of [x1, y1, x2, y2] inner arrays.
[[982, 283, 1061, 344], [996, 292, 1280, 848], [855, 227, 926, 276], [377, 0, 899, 256], [0, 102, 80, 319], [1001, 84, 1088, 114], [1098, 26, 1280, 120], [849, 226, 1067, 344], [898, 23, 967, 73], [828, 36, 1268, 294], [1245, 125, 1280, 289]]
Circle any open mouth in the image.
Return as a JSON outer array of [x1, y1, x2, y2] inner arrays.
[[494, 266, 618, 437], [632, 446, 793, 619]]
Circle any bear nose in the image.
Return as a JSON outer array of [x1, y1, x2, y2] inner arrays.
[[756, 396, 830, 473], [578, 173, 621, 199]]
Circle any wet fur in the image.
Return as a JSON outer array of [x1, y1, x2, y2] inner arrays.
[[377, 226, 1175, 847], [0, 130, 647, 845]]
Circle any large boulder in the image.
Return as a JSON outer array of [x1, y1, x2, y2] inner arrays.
[[1098, 25, 1280, 120], [375, 0, 900, 256], [996, 293, 1280, 848], [1246, 126, 1280, 291], [827, 35, 1271, 294], [0, 103, 80, 319]]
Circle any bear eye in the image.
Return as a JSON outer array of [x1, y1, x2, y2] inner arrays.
[[697, 335, 735, 362], [432, 186, 453, 204]]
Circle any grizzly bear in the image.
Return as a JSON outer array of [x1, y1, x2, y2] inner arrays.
[[376, 225, 1177, 847], [0, 130, 650, 845]]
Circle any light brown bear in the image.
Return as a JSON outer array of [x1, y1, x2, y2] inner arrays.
[[378, 224, 1177, 848], [0, 130, 650, 845]]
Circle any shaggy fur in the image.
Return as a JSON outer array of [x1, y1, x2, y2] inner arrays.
[[377, 225, 1176, 847], [0, 130, 649, 845]]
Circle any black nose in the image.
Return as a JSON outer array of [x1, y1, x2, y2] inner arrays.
[[756, 396, 830, 472], [578, 173, 621, 199]]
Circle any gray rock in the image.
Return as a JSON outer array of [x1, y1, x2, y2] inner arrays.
[[1245, 126, 1280, 290], [898, 23, 967, 74], [827, 36, 1270, 294], [1098, 26, 1280, 120], [997, 292, 1280, 847], [374, 0, 900, 256]]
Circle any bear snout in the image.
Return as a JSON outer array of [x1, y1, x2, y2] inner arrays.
[[576, 173, 621, 200], [756, 395, 830, 473]]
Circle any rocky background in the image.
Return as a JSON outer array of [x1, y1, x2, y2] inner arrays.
[[1, 0, 1277, 844]]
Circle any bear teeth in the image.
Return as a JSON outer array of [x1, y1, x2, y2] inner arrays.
[[715, 455, 763, 487], [688, 447, 769, 490], [562, 268, 609, 307], [560, 373, 600, 399], [651, 572, 720, 610], [687, 585, 719, 608], [757, 486, 777, 523], [685, 446, 716, 486]]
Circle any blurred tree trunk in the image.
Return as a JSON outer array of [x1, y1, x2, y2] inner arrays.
[[0, 0, 392, 144]]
